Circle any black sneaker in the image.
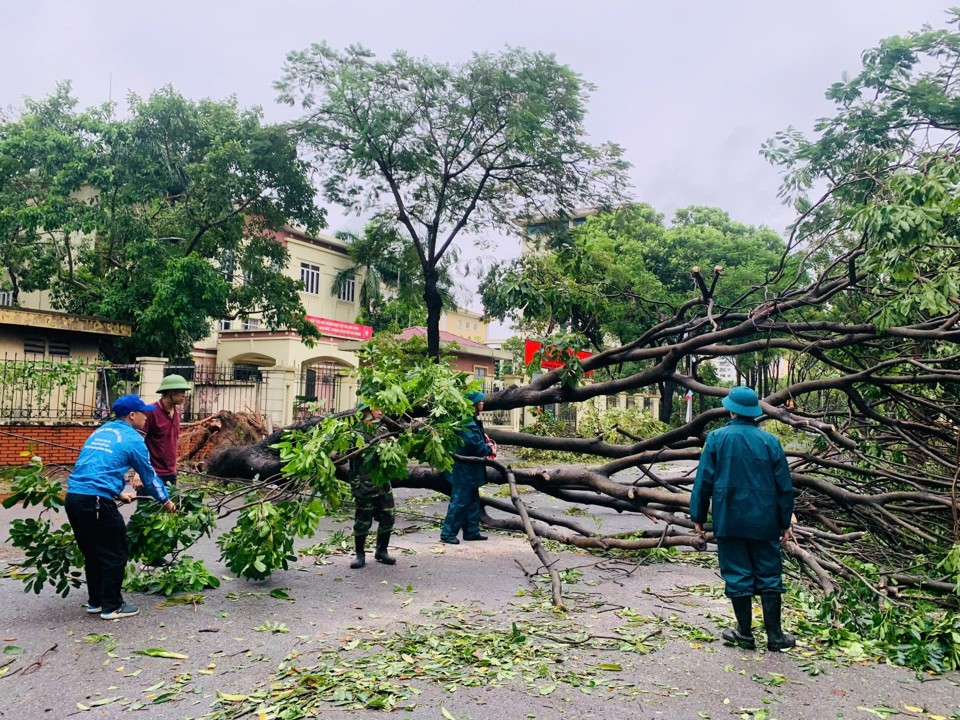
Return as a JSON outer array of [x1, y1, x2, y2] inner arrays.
[[463, 534, 488, 541], [100, 603, 139, 620], [83, 603, 102, 614], [439, 537, 460, 545]]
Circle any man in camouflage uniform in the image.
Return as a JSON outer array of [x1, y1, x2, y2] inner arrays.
[[348, 405, 396, 569]]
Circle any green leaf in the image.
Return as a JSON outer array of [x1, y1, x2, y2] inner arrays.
[[87, 697, 123, 707], [132, 648, 189, 660]]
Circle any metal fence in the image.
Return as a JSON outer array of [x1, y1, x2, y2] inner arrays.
[[292, 364, 355, 419], [0, 354, 139, 423], [164, 364, 266, 422]]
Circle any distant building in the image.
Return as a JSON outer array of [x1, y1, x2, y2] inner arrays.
[[707, 356, 739, 384], [439, 306, 488, 344], [0, 306, 131, 362]]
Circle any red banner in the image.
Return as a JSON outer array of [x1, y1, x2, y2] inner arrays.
[[524, 340, 592, 371], [306, 316, 373, 340]]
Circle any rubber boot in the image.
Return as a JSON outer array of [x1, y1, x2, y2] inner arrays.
[[761, 594, 796, 651], [374, 532, 396, 565], [349, 535, 366, 569], [721, 595, 756, 649]]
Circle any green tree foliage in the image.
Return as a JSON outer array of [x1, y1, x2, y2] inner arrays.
[[762, 9, 960, 329], [276, 44, 629, 358], [0, 84, 325, 361], [334, 220, 458, 333], [483, 204, 790, 348], [481, 204, 794, 416], [0, 83, 94, 304], [2, 459, 84, 597]]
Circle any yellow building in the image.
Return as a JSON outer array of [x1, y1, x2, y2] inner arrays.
[[438, 306, 488, 344], [193, 225, 366, 372]]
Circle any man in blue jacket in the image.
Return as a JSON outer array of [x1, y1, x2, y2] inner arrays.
[[690, 386, 796, 651], [440, 390, 494, 544], [66, 394, 177, 620]]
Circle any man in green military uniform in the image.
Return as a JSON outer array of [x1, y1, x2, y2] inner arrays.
[[690, 386, 796, 651], [348, 404, 396, 569], [440, 390, 494, 544]]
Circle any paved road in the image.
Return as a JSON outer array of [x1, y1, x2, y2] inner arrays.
[[0, 484, 958, 720]]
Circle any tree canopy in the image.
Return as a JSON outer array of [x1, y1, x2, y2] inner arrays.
[[0, 84, 325, 361], [482, 204, 792, 349], [481, 204, 796, 415], [276, 44, 629, 357]]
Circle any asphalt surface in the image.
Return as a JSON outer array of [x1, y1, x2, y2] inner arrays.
[[0, 472, 958, 720]]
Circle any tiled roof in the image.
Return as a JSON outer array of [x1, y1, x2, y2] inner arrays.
[[396, 326, 489, 349]]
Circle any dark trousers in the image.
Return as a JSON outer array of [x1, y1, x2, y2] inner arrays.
[[441, 482, 482, 540], [716, 537, 784, 597], [353, 491, 395, 537], [65, 493, 128, 612], [462, 487, 482, 537]]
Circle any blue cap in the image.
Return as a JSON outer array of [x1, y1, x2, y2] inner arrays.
[[112, 394, 157, 417], [466, 390, 486, 404], [721, 386, 762, 418]]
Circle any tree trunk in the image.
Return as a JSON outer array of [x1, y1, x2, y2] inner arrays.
[[423, 265, 443, 361], [658, 379, 676, 422]]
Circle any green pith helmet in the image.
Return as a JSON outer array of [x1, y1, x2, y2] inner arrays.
[[157, 374, 191, 394]]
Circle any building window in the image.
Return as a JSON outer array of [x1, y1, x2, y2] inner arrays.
[[474, 322, 478, 330], [241, 317, 261, 330], [24, 338, 45, 356], [337, 276, 356, 303], [0, 290, 13, 306], [221, 249, 236, 283], [48, 340, 70, 357], [458, 319, 463, 328], [233, 364, 261, 381], [300, 263, 321, 295], [473, 366, 487, 379], [219, 319, 232, 331]]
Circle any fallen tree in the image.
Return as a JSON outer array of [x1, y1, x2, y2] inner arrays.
[[208, 18, 960, 610]]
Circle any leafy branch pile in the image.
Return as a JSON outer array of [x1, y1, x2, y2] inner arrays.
[[197, 602, 705, 718]]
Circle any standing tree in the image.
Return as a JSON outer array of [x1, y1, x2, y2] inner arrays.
[[0, 83, 95, 306], [333, 220, 459, 333], [0, 85, 326, 361], [276, 44, 629, 358]]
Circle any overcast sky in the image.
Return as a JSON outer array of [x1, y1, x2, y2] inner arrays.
[[3, 0, 953, 313]]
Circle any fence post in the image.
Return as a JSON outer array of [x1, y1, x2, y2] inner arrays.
[[262, 367, 296, 433], [500, 373, 524, 432], [136, 357, 168, 399], [647, 389, 661, 421]]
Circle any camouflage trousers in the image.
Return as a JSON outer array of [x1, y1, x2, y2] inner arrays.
[[353, 491, 395, 537]]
